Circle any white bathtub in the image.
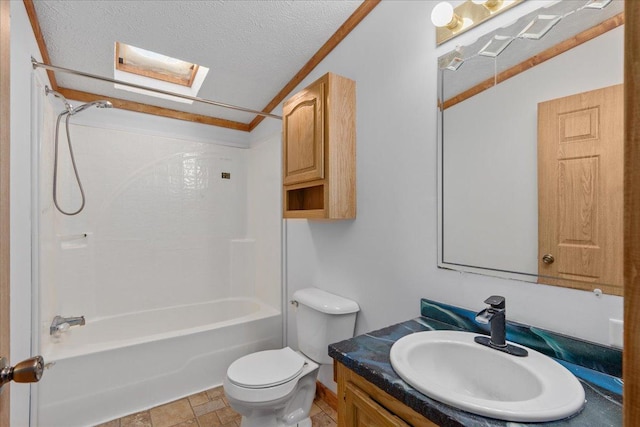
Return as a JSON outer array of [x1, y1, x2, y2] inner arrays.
[[36, 298, 282, 427]]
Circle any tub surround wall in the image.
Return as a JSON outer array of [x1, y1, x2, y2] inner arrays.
[[35, 116, 283, 425], [230, 239, 257, 298], [246, 133, 282, 309], [42, 115, 252, 318], [329, 299, 622, 426], [39, 122, 250, 321]]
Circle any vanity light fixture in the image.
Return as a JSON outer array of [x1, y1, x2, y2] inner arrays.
[[433, 0, 524, 45]]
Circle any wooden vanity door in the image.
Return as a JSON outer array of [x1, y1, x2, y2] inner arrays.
[[345, 382, 410, 427], [538, 84, 623, 295], [282, 81, 325, 186]]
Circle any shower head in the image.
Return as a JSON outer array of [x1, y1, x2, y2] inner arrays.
[[45, 85, 73, 114], [45, 86, 113, 115], [70, 100, 113, 115], [71, 101, 113, 114]]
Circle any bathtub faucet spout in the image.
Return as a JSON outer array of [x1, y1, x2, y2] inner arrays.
[[50, 315, 85, 336]]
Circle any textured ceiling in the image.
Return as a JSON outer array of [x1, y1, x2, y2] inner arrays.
[[33, 0, 364, 124]]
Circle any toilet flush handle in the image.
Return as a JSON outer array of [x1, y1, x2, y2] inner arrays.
[[290, 300, 298, 308]]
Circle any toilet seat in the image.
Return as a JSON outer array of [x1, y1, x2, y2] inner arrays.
[[227, 347, 306, 389]]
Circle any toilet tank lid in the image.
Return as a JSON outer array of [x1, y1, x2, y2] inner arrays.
[[293, 288, 360, 314]]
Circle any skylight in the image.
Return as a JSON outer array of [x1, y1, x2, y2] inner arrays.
[[114, 42, 209, 104], [116, 42, 198, 87]]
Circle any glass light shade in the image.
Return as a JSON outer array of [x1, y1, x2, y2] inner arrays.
[[518, 14, 562, 40], [478, 35, 513, 57], [431, 2, 455, 28], [445, 56, 464, 71], [584, 0, 612, 9]]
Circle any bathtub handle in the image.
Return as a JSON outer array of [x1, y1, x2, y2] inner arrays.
[[0, 356, 45, 392], [50, 315, 85, 336]]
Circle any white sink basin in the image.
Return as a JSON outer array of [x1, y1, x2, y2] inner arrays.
[[389, 331, 585, 422]]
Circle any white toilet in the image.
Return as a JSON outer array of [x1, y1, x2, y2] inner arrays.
[[223, 287, 359, 427]]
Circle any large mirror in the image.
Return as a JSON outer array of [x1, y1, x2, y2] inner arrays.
[[437, 0, 624, 296]]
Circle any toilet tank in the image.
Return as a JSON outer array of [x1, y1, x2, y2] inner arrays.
[[293, 288, 359, 365]]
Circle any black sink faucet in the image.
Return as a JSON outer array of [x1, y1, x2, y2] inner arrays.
[[475, 296, 528, 357]]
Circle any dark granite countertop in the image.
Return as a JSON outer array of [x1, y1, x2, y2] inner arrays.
[[329, 315, 622, 427]]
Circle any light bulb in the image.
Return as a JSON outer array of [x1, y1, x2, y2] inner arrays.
[[431, 2, 462, 29]]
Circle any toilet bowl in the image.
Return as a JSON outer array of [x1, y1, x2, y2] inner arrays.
[[224, 347, 319, 427], [223, 288, 359, 427]]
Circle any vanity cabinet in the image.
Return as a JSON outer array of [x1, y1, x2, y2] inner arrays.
[[337, 363, 438, 427], [282, 72, 355, 219], [345, 382, 410, 427]]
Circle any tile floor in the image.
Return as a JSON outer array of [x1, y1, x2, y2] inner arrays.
[[96, 385, 338, 427]]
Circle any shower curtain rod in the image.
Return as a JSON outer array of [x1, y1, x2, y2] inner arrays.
[[31, 58, 283, 120]]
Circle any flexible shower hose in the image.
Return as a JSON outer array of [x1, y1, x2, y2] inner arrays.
[[52, 111, 86, 216]]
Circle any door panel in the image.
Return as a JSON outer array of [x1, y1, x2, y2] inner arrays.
[[538, 84, 623, 295]]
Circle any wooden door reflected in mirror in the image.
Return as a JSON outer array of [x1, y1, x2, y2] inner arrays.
[[537, 85, 623, 296]]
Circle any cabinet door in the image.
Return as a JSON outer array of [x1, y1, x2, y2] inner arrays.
[[283, 81, 324, 185], [345, 382, 411, 427]]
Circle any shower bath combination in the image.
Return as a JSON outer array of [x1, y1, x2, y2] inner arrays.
[[45, 86, 113, 215], [35, 71, 284, 425]]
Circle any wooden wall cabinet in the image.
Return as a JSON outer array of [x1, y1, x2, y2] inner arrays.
[[282, 72, 356, 219], [337, 363, 439, 427]]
